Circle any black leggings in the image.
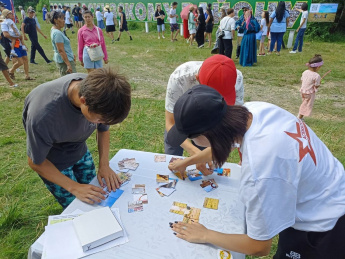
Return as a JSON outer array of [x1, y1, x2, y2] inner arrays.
[[29, 34, 50, 63]]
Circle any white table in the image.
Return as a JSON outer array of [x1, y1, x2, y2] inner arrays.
[[29, 149, 246, 259]]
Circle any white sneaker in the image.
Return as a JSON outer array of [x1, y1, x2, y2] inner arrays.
[[10, 50, 18, 56], [289, 50, 297, 54], [162, 35, 165, 39], [198, 44, 204, 48], [158, 36, 160, 39], [22, 45, 28, 51], [9, 84, 19, 88]]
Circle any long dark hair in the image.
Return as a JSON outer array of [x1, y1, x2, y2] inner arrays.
[[207, 8, 213, 21], [275, 1, 286, 23], [198, 7, 205, 23], [264, 11, 269, 25], [203, 106, 250, 168]]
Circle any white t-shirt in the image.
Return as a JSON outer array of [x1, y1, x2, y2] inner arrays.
[[65, 11, 71, 24], [96, 10, 103, 21], [300, 10, 308, 29], [104, 12, 114, 26], [169, 8, 177, 24], [4, 18, 20, 37], [165, 61, 244, 113], [220, 16, 235, 39], [260, 18, 267, 35], [240, 102, 345, 241]]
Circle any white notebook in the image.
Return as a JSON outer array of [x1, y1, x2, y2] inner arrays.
[[73, 207, 124, 252]]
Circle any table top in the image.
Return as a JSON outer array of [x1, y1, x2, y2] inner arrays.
[[29, 149, 246, 259]]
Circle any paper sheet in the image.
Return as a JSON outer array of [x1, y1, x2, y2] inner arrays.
[[42, 208, 128, 259]]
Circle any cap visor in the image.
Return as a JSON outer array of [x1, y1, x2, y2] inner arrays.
[[167, 125, 189, 148]]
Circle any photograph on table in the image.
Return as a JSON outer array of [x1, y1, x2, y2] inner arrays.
[[156, 174, 169, 183], [187, 169, 203, 181], [133, 193, 148, 204], [154, 154, 166, 162], [203, 197, 219, 210], [128, 201, 144, 213], [118, 158, 139, 171], [200, 179, 218, 192], [183, 207, 201, 223], [132, 184, 146, 194], [170, 201, 189, 215]]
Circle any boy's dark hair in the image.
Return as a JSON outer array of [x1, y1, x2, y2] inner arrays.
[[227, 8, 234, 15], [301, 3, 308, 11], [172, 2, 178, 6], [309, 54, 323, 64], [50, 11, 65, 25], [83, 10, 93, 16], [79, 67, 131, 125], [119, 6, 123, 11], [203, 106, 250, 168]]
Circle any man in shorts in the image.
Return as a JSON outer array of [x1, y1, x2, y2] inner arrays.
[[116, 6, 132, 41], [169, 2, 179, 42], [23, 68, 131, 208]]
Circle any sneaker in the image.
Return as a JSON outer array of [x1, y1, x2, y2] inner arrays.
[[130, 36, 133, 40], [158, 36, 160, 39], [72, 31, 75, 34], [162, 35, 165, 39], [198, 44, 204, 48], [116, 38, 120, 41], [186, 39, 189, 44], [289, 50, 297, 54], [30, 61, 38, 64], [10, 50, 18, 57], [22, 45, 28, 51], [46, 60, 53, 64]]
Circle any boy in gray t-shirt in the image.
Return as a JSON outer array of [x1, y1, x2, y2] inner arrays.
[[23, 68, 131, 208]]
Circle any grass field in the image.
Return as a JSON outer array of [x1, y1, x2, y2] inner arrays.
[[0, 19, 344, 259]]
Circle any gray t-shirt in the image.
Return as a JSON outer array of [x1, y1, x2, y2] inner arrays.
[[23, 73, 109, 171]]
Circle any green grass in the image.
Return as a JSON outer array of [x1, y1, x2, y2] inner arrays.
[[0, 19, 344, 259]]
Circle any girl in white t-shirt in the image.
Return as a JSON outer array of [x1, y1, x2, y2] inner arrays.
[[103, 6, 116, 43], [258, 11, 269, 56]]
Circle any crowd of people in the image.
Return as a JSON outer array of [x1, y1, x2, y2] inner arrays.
[[0, 1, 344, 258]]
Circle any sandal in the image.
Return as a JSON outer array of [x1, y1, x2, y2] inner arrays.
[[9, 72, 15, 80], [25, 76, 35, 80]]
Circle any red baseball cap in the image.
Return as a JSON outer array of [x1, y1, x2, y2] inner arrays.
[[198, 55, 237, 105]]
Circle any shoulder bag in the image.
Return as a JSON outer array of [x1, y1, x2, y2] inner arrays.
[[86, 27, 104, 61]]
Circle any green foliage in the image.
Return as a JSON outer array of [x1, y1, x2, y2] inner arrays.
[[36, 0, 50, 13], [14, 0, 38, 10]]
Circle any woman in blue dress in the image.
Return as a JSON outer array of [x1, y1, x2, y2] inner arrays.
[[239, 10, 259, 67]]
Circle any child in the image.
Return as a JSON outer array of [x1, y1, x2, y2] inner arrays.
[[116, 6, 132, 41], [2, 9, 28, 57], [298, 54, 323, 119], [290, 3, 308, 54], [258, 11, 269, 56], [169, 2, 179, 42]]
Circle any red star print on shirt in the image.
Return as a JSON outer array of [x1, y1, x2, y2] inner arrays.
[[285, 120, 317, 165]]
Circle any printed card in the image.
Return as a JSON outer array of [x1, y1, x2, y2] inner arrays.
[[156, 174, 169, 183], [158, 178, 178, 189], [203, 197, 219, 210], [170, 201, 188, 215], [155, 188, 165, 197], [173, 171, 188, 180], [182, 207, 201, 223], [187, 169, 203, 181], [214, 168, 231, 177], [169, 157, 183, 163], [154, 155, 166, 162], [128, 201, 144, 213], [200, 179, 218, 192], [133, 193, 148, 204], [132, 184, 145, 194]]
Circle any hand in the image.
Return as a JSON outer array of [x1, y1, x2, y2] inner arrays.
[[171, 221, 209, 243], [296, 28, 300, 33], [43, 34, 47, 39], [97, 165, 121, 191], [24, 36, 28, 41], [196, 161, 214, 176], [168, 159, 187, 173], [104, 59, 108, 64], [66, 65, 73, 73], [72, 183, 107, 204]]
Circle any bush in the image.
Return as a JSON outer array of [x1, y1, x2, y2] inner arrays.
[[36, 0, 49, 13]]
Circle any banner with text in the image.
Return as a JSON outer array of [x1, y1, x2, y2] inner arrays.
[[50, 0, 312, 29]]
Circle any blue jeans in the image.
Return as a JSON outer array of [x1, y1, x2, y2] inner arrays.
[[293, 28, 306, 52], [270, 32, 285, 52]]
